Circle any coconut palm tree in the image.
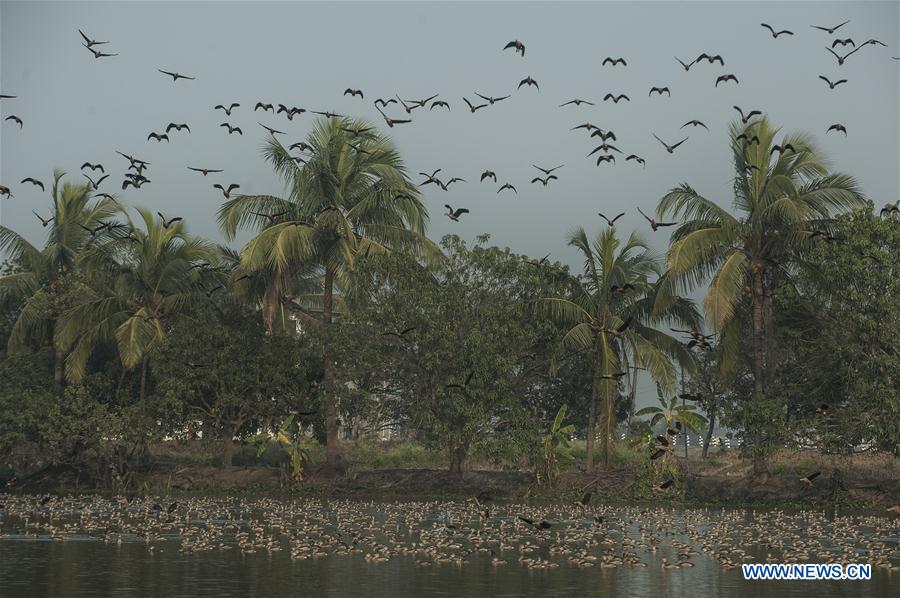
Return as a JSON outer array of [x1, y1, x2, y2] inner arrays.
[[0, 170, 119, 386], [217, 116, 437, 469], [655, 117, 865, 468], [537, 227, 698, 469], [54, 207, 220, 400], [635, 390, 709, 456]]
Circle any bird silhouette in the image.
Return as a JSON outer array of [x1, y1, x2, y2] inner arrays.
[[444, 205, 469, 221], [215, 103, 240, 115], [533, 164, 563, 175], [343, 88, 364, 98], [220, 123, 242, 135], [157, 212, 183, 228], [649, 86, 671, 97], [32, 210, 54, 227], [598, 212, 625, 226], [82, 173, 109, 190], [503, 39, 525, 56], [625, 155, 646, 167], [596, 154, 616, 165], [430, 100, 450, 111], [83, 44, 117, 59], [188, 167, 223, 176], [254, 102, 274, 112], [733, 106, 762, 123], [761, 23, 794, 37], [638, 207, 677, 231], [517, 76, 539, 90], [258, 122, 286, 136], [165, 123, 190, 133], [832, 38, 855, 48], [826, 123, 847, 135], [78, 29, 108, 47], [681, 120, 709, 130], [374, 98, 398, 108], [213, 183, 241, 198], [696, 53, 725, 65], [531, 175, 557, 186], [462, 97, 488, 113], [811, 20, 850, 34], [603, 93, 630, 103], [715, 74, 739, 86], [497, 183, 517, 194], [602, 57, 627, 66], [652, 133, 688, 153], [20, 177, 45, 191], [158, 69, 195, 81], [147, 132, 169, 142], [675, 56, 695, 71], [826, 46, 861, 65], [591, 129, 617, 141], [375, 106, 412, 128], [559, 98, 594, 107], [0, 185, 12, 198], [81, 162, 104, 173], [475, 92, 510, 105], [5, 115, 23, 128], [480, 170, 497, 183], [818, 75, 847, 89]]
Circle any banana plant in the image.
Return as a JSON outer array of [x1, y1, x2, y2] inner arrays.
[[538, 404, 576, 485]]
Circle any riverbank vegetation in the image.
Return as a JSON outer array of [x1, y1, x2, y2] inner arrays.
[[1, 117, 897, 502]]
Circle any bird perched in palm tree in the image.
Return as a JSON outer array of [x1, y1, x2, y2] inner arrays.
[[655, 117, 865, 470], [217, 116, 438, 470]]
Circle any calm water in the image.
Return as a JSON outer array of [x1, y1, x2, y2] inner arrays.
[[0, 497, 897, 597]]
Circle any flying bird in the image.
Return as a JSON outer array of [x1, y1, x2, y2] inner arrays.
[[696, 53, 725, 65], [603, 93, 630, 103], [374, 98, 398, 108], [463, 97, 488, 113], [533, 164, 563, 176], [733, 106, 762, 123], [518, 76, 539, 90], [649, 86, 671, 97], [811, 20, 850, 34], [591, 129, 617, 141], [596, 154, 616, 165], [5, 115, 23, 128], [497, 183, 517, 194], [652, 133, 688, 153], [771, 144, 796, 155], [0, 185, 12, 198], [480, 170, 497, 183], [430, 100, 450, 110], [444, 177, 466, 188], [444, 205, 469, 221], [598, 212, 625, 226], [503, 40, 525, 56], [158, 69, 195, 81], [675, 56, 695, 71], [309, 110, 346, 118], [418, 169, 444, 188], [638, 207, 677, 231], [83, 43, 117, 59], [220, 123, 242, 135], [258, 122, 286, 136], [20, 177, 44, 191], [761, 23, 794, 37], [165, 123, 190, 133], [215, 103, 240, 115], [826, 46, 861, 65], [254, 102, 274, 112], [832, 38, 855, 48], [81, 162, 104, 173], [375, 106, 412, 128], [82, 173, 109, 190], [188, 167, 223, 176], [681, 120, 709, 130], [600, 371, 628, 380], [559, 98, 594, 107], [715, 74, 739, 87], [826, 123, 847, 135], [157, 212, 183, 228], [32, 210, 54, 227], [818, 75, 847, 89], [588, 143, 622, 156], [290, 142, 313, 152], [625, 154, 646, 167], [572, 122, 600, 132], [531, 175, 558, 186], [147, 132, 169, 142], [602, 57, 627, 66], [471, 93, 508, 107], [78, 29, 108, 48], [213, 183, 241, 198], [343, 88, 364, 98]]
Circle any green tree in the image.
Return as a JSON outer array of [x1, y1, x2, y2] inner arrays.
[[55, 207, 220, 399], [635, 388, 709, 455], [218, 117, 437, 470], [771, 204, 899, 453], [537, 228, 698, 469], [153, 303, 310, 468], [0, 170, 119, 386], [656, 117, 866, 469]]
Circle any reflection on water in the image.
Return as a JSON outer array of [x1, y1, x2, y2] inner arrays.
[[0, 496, 897, 597]]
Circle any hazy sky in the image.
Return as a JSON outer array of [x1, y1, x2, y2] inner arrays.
[[2, 1, 898, 411]]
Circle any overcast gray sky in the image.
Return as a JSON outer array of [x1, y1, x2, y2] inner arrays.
[[2, 1, 898, 412]]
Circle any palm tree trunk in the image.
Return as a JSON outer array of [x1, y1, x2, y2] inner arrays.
[[603, 379, 614, 468], [139, 356, 149, 402], [703, 404, 716, 459], [322, 266, 341, 470], [53, 347, 65, 389], [751, 266, 767, 473], [586, 361, 600, 471]]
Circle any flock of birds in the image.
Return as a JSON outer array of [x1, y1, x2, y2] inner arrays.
[[1, 19, 897, 231], [0, 495, 898, 574]]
